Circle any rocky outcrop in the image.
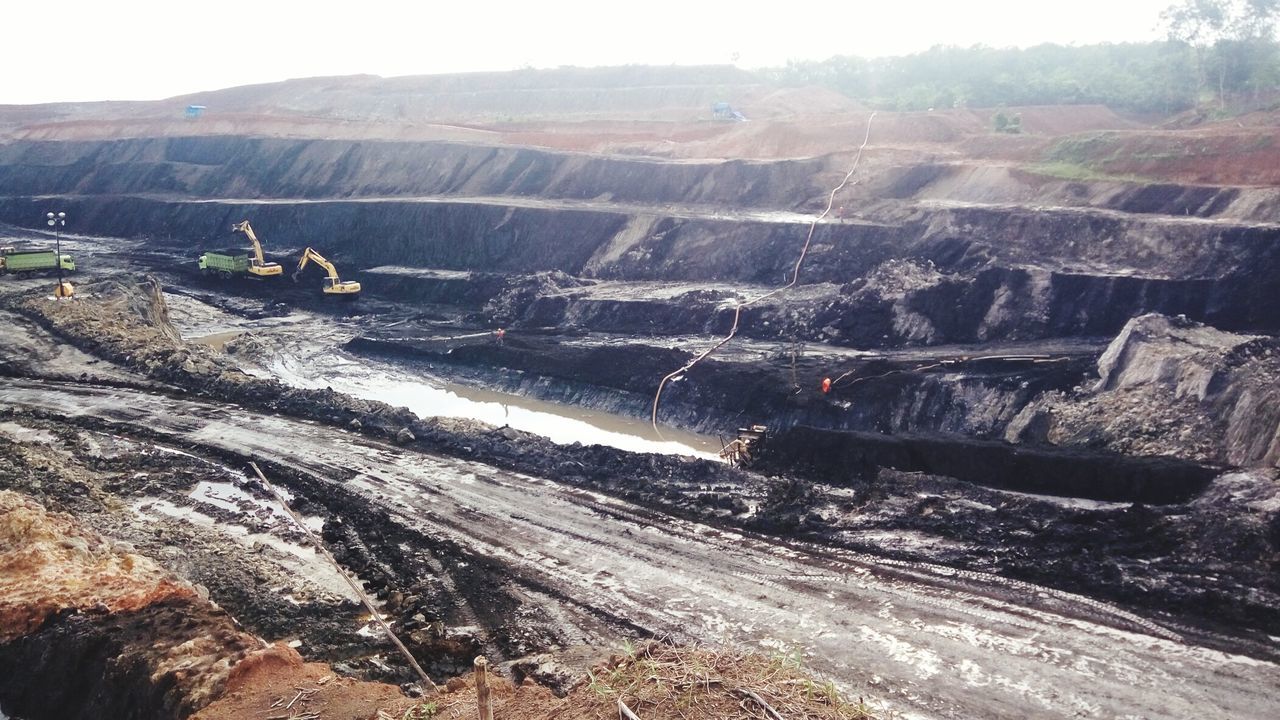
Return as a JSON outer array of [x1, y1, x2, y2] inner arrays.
[[1009, 314, 1280, 466]]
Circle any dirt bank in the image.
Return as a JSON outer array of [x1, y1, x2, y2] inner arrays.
[[0, 489, 413, 719]]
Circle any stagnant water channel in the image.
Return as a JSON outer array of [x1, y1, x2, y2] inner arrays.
[[263, 348, 722, 459], [167, 292, 721, 459]]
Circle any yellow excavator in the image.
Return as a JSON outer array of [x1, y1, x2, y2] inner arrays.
[[231, 220, 283, 277], [293, 247, 361, 297]]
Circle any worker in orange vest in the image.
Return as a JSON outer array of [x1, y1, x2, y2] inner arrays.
[[821, 377, 832, 394], [495, 328, 506, 345]]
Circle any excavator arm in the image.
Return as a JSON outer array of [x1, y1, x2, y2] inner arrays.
[[294, 247, 340, 281], [231, 220, 282, 276], [231, 220, 264, 264], [293, 247, 361, 297]]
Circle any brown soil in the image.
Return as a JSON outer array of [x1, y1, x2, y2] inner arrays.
[[0, 490, 195, 642], [1087, 129, 1280, 185], [0, 69, 1159, 164], [194, 644, 406, 720]]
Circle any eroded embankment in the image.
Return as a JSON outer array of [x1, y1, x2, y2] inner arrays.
[[0, 490, 281, 719], [762, 427, 1218, 503]]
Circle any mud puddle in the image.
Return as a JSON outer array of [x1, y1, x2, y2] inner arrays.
[[131, 497, 355, 601]]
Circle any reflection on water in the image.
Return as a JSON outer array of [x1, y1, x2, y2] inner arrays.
[[266, 351, 722, 460]]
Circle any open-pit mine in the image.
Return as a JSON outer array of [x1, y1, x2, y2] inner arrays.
[[1, 66, 1278, 720]]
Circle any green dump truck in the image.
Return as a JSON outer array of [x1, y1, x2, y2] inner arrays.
[[0, 250, 76, 274], [198, 251, 250, 276]]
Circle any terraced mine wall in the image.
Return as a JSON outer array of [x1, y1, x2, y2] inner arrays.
[[3, 138, 1278, 339], [2, 136, 1279, 468], [2, 191, 1277, 343], [0, 137, 830, 208]]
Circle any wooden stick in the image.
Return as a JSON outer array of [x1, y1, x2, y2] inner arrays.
[[735, 689, 786, 720], [475, 656, 494, 720], [248, 461, 439, 694], [618, 698, 642, 720]]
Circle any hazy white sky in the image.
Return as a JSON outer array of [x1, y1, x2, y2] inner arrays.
[[3, 0, 1172, 104]]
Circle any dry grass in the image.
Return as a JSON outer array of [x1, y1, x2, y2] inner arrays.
[[576, 640, 881, 720]]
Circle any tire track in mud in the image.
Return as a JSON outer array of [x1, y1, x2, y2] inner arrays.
[[462, 480, 1184, 646], [4, 378, 1280, 720]]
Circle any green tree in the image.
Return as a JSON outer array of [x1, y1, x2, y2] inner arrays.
[[1161, 0, 1280, 109], [1161, 0, 1230, 101], [761, 42, 1201, 114]]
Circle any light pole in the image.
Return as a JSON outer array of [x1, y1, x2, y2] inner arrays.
[[46, 211, 73, 298]]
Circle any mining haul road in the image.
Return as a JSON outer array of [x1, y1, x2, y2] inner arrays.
[[3, 377, 1276, 720]]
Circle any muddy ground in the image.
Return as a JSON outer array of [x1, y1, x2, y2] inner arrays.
[[1, 273, 1279, 720]]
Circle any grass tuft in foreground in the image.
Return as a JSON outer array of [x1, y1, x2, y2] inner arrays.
[[581, 640, 883, 720]]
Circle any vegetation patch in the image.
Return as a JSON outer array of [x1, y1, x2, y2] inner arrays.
[[580, 640, 882, 720]]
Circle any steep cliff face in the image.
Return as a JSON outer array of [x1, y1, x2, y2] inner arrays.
[[1009, 314, 1280, 466]]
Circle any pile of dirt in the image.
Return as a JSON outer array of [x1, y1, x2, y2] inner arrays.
[[194, 644, 406, 720], [483, 270, 591, 325], [6, 276, 422, 436], [8, 276, 238, 381], [835, 259, 951, 344], [1009, 313, 1280, 466]]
